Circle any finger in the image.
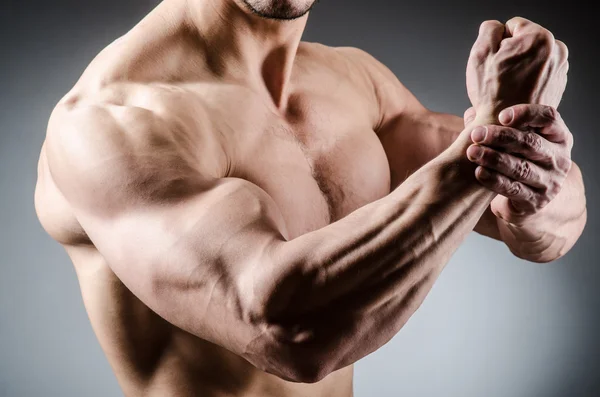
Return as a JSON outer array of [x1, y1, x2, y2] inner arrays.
[[498, 105, 571, 144], [471, 20, 505, 60], [498, 36, 520, 51], [475, 166, 538, 204], [479, 20, 506, 52], [464, 107, 476, 126], [470, 125, 553, 162], [491, 196, 535, 223], [467, 144, 548, 188], [504, 16, 532, 37], [505, 17, 555, 57], [499, 104, 556, 127], [505, 17, 552, 39]]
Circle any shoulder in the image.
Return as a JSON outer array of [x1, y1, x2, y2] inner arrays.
[[296, 42, 381, 76], [44, 98, 224, 217], [46, 97, 167, 164], [298, 42, 377, 66], [296, 42, 426, 130], [297, 43, 383, 81], [333, 46, 427, 130], [334, 46, 396, 85]]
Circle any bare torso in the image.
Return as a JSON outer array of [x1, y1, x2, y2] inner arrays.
[[35, 4, 395, 396], [33, 4, 584, 395]]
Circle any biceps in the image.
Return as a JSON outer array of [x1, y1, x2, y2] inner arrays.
[[76, 177, 288, 351], [45, 106, 290, 354]]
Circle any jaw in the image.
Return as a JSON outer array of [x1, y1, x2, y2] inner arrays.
[[239, 0, 317, 21]]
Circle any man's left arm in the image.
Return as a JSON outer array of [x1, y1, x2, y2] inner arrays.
[[341, 48, 586, 263], [463, 104, 587, 262], [377, 100, 587, 262]]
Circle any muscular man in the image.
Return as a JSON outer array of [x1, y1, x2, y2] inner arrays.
[[34, 0, 587, 396]]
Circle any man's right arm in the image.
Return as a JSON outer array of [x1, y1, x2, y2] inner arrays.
[[45, 101, 491, 383], [46, 16, 564, 384]]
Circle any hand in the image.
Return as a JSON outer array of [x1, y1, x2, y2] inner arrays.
[[465, 104, 573, 225], [466, 17, 569, 122]]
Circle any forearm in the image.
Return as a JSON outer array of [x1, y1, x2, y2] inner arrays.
[[247, 126, 496, 382], [496, 162, 587, 262]]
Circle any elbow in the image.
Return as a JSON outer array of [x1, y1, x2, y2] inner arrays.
[[240, 293, 336, 384], [241, 298, 336, 383], [286, 361, 334, 384], [260, 343, 334, 384], [238, 255, 337, 383], [268, 340, 336, 384], [241, 318, 336, 384]]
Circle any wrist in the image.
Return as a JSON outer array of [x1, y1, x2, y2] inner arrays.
[[469, 103, 503, 126], [449, 115, 489, 154], [453, 106, 503, 154], [472, 113, 499, 127], [435, 137, 482, 187], [472, 101, 506, 125], [435, 109, 500, 189]]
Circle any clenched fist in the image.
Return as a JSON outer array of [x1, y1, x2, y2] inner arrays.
[[466, 17, 569, 123], [464, 17, 573, 224]]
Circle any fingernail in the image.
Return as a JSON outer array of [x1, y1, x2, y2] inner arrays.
[[467, 145, 484, 160], [499, 108, 514, 124], [471, 126, 487, 143]]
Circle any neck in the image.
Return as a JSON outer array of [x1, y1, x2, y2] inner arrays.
[[184, 0, 308, 109]]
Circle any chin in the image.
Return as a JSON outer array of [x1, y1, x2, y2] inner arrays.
[[241, 0, 318, 20]]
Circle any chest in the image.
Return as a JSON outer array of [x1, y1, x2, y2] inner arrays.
[[39, 82, 392, 245], [209, 89, 392, 238], [135, 81, 393, 238]]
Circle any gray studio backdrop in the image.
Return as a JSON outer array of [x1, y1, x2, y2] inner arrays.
[[1, 1, 598, 396]]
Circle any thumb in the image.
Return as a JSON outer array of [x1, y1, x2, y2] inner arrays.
[[464, 107, 477, 126]]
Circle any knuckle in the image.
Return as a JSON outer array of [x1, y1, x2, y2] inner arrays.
[[479, 20, 495, 32], [537, 196, 551, 209], [555, 155, 572, 174], [506, 182, 522, 197], [492, 175, 504, 190], [551, 180, 562, 196], [508, 16, 527, 29], [544, 106, 558, 121], [518, 33, 535, 48], [536, 29, 554, 46], [479, 20, 503, 35], [487, 150, 503, 167], [523, 132, 542, 152], [557, 39, 569, 60], [494, 127, 514, 145], [499, 38, 518, 52], [515, 160, 531, 180], [564, 156, 573, 172], [566, 132, 574, 150], [546, 180, 562, 198], [470, 43, 488, 60], [515, 198, 534, 212]]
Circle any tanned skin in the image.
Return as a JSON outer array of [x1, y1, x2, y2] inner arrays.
[[34, 0, 586, 396]]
